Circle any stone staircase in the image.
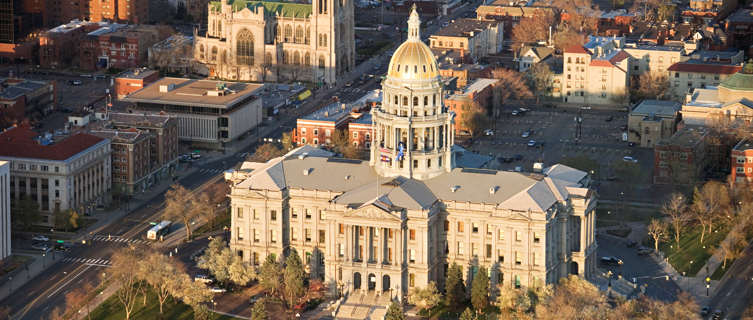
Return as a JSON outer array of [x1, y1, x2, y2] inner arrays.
[[334, 290, 392, 320]]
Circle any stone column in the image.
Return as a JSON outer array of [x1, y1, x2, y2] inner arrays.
[[346, 225, 352, 261], [369, 227, 374, 262]]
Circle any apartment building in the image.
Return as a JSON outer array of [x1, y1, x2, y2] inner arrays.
[[654, 126, 708, 185], [90, 129, 150, 194], [666, 61, 742, 99], [0, 161, 10, 260], [429, 18, 503, 62], [622, 44, 684, 77], [108, 112, 179, 170], [445, 78, 498, 134], [79, 24, 173, 71], [0, 125, 111, 226], [561, 36, 630, 104]]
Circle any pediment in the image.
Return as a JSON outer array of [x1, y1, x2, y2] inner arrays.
[[343, 204, 402, 222]]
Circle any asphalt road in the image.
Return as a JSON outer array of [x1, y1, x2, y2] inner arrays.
[[597, 235, 681, 302], [707, 243, 753, 319]]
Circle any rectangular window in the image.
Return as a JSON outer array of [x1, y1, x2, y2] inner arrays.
[[236, 227, 244, 240], [339, 224, 344, 234], [471, 243, 478, 257], [237, 207, 243, 218], [271, 231, 278, 243], [515, 251, 522, 265], [458, 222, 464, 233], [320, 210, 326, 220], [291, 228, 298, 241], [472, 223, 479, 233], [338, 244, 344, 257], [254, 230, 260, 242], [253, 209, 258, 220], [270, 210, 277, 221], [305, 209, 311, 219], [534, 232, 540, 243], [444, 220, 449, 232], [515, 231, 521, 242], [292, 208, 298, 219], [486, 244, 492, 258], [486, 225, 492, 236], [457, 241, 464, 255], [498, 230, 504, 241], [409, 249, 416, 263], [305, 228, 312, 242], [319, 230, 325, 244], [533, 252, 538, 266], [498, 250, 504, 263], [410, 229, 416, 240]]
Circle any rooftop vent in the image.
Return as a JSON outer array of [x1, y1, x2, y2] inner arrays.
[[303, 168, 312, 176], [489, 186, 498, 194], [450, 185, 460, 193], [298, 152, 308, 160], [344, 175, 351, 180]]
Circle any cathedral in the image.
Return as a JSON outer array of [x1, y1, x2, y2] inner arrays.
[[193, 0, 355, 84], [225, 8, 597, 301]]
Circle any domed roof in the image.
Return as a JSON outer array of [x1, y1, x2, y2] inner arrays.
[[386, 6, 439, 81], [720, 60, 753, 92]]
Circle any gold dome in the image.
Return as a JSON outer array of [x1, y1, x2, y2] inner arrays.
[[386, 5, 439, 81], [387, 41, 440, 81]]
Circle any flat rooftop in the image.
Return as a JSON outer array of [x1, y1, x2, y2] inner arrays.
[[0, 78, 50, 100], [632, 99, 681, 116], [432, 18, 496, 38], [122, 78, 263, 108], [117, 68, 158, 80], [659, 126, 708, 148], [109, 112, 173, 127], [734, 138, 753, 151]]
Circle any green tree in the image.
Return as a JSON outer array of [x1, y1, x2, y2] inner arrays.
[[445, 263, 466, 312], [13, 196, 41, 230], [259, 254, 283, 297], [460, 307, 476, 320], [283, 249, 306, 307], [197, 238, 256, 286], [385, 301, 406, 320], [471, 267, 489, 312], [407, 281, 442, 311], [250, 298, 268, 320], [137, 251, 183, 314]]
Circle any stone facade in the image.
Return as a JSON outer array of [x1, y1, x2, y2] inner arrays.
[[193, 0, 355, 85]]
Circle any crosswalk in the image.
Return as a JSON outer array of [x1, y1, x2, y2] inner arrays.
[[198, 168, 225, 175], [91, 234, 149, 245], [62, 257, 111, 267]]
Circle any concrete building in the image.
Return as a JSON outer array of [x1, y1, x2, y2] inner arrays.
[[0, 77, 57, 127], [654, 126, 708, 185], [226, 9, 596, 306], [122, 78, 263, 148], [79, 24, 173, 71], [0, 125, 111, 226], [628, 100, 681, 148], [561, 36, 630, 105], [429, 18, 503, 62], [0, 161, 10, 260], [193, 0, 355, 85], [113, 68, 160, 99], [666, 60, 742, 99], [681, 62, 753, 125], [445, 78, 498, 134], [622, 43, 684, 77]]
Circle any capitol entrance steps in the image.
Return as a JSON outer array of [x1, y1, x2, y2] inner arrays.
[[335, 289, 392, 319]]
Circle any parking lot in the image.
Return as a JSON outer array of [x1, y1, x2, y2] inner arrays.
[[469, 105, 654, 180]]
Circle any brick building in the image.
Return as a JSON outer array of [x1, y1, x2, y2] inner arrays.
[[437, 64, 488, 88], [113, 68, 159, 99], [80, 24, 173, 71], [654, 126, 708, 185], [730, 138, 753, 186], [108, 112, 179, 173], [295, 90, 379, 147], [347, 113, 372, 149], [445, 78, 498, 134], [475, 3, 556, 36], [724, 9, 753, 56], [90, 128, 150, 194], [429, 18, 503, 62], [0, 78, 57, 127], [38, 20, 101, 69]]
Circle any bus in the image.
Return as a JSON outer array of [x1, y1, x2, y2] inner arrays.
[[147, 221, 172, 240]]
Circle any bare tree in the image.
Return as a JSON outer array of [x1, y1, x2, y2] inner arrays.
[[692, 181, 730, 243], [138, 251, 183, 314], [720, 227, 748, 269], [489, 68, 533, 120], [662, 193, 688, 250], [164, 184, 202, 241], [511, 11, 555, 46], [535, 275, 610, 320], [526, 63, 553, 103], [552, 27, 587, 53], [630, 71, 670, 102], [249, 143, 285, 162], [647, 219, 668, 252], [111, 247, 145, 320], [459, 108, 489, 137]]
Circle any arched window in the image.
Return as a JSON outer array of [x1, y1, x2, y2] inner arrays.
[[236, 30, 254, 65], [304, 52, 310, 65], [305, 27, 310, 44], [284, 25, 292, 42], [293, 51, 300, 65], [265, 52, 272, 64], [283, 51, 291, 64], [295, 26, 304, 44], [199, 45, 205, 59], [318, 55, 325, 69], [211, 46, 218, 61], [276, 25, 282, 42], [413, 97, 418, 106]]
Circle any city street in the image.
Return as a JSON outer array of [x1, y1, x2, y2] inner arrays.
[[707, 243, 753, 319]]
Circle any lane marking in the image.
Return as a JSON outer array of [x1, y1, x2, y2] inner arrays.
[[47, 265, 91, 298]]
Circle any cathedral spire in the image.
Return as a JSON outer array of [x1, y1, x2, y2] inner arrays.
[[407, 4, 421, 41]]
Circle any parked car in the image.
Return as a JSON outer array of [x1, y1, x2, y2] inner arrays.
[[54, 243, 71, 252], [513, 154, 523, 161], [712, 309, 723, 320], [700, 306, 710, 316], [628, 142, 636, 147], [498, 156, 513, 163], [581, 105, 592, 110], [605, 116, 613, 122], [600, 256, 623, 266], [194, 274, 213, 284], [32, 235, 49, 242], [484, 129, 494, 136], [626, 239, 637, 248], [68, 80, 82, 86], [60, 107, 73, 113], [527, 140, 537, 147], [511, 110, 519, 116], [31, 243, 49, 251], [210, 287, 227, 293], [620, 125, 628, 131], [622, 156, 638, 163], [637, 246, 653, 255], [521, 130, 530, 138]]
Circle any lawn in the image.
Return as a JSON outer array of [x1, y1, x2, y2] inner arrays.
[[711, 261, 733, 281], [595, 206, 662, 229], [89, 287, 237, 320], [659, 224, 730, 277], [194, 208, 230, 236]]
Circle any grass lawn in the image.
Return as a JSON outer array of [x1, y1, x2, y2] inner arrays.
[[659, 224, 730, 277], [711, 261, 734, 281], [194, 208, 230, 236], [89, 287, 237, 320]]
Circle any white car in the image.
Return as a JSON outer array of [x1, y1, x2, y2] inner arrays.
[[484, 129, 494, 136], [622, 156, 638, 163], [527, 140, 537, 147], [194, 274, 213, 284], [210, 287, 227, 293], [521, 130, 530, 138], [32, 235, 49, 242]]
